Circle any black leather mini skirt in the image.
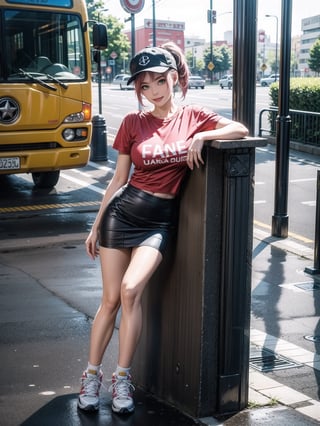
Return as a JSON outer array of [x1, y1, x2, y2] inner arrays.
[[99, 184, 178, 255]]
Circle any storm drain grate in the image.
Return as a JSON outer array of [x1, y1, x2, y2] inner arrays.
[[294, 282, 320, 292], [250, 344, 302, 372]]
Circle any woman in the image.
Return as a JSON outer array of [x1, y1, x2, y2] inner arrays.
[[78, 42, 248, 414]]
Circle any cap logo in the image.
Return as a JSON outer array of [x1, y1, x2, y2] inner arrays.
[[139, 55, 151, 67]]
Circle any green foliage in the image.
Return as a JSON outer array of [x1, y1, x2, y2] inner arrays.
[[203, 44, 232, 74], [185, 50, 205, 75], [85, 0, 104, 21], [101, 16, 130, 67], [269, 78, 320, 112], [84, 0, 130, 74], [308, 38, 320, 75], [268, 78, 320, 145]]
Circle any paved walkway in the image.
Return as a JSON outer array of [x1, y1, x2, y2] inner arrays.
[[1, 229, 320, 425]]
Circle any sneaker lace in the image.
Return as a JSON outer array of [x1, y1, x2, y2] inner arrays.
[[108, 377, 135, 399], [82, 375, 101, 396]]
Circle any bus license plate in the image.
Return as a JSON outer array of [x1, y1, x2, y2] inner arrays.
[[0, 157, 20, 170]]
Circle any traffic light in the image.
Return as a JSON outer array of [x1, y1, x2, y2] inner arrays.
[[207, 9, 216, 24]]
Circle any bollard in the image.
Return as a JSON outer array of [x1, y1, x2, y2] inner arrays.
[[305, 170, 320, 275], [132, 137, 267, 419], [90, 114, 108, 161]]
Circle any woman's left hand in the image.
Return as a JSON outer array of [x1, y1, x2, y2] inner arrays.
[[187, 134, 205, 170]]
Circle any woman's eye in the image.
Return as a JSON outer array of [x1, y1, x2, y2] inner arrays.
[[158, 78, 166, 85], [141, 84, 149, 90]]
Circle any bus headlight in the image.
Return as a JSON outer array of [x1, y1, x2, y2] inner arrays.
[[63, 128, 75, 141], [63, 127, 88, 141], [64, 112, 84, 123], [64, 103, 91, 123]]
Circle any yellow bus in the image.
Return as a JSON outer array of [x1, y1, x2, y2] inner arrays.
[[0, 0, 107, 188]]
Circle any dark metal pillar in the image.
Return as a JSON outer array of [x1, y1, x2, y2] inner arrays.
[[232, 0, 257, 135], [272, 0, 292, 237]]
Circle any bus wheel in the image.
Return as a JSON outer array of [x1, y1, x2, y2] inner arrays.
[[32, 171, 60, 188]]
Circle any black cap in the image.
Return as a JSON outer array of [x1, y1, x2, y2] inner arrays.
[[127, 47, 177, 85]]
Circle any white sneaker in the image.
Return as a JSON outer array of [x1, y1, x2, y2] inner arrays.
[[78, 370, 103, 411], [109, 372, 135, 414]]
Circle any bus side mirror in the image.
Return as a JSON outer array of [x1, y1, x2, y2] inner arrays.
[[93, 23, 108, 50]]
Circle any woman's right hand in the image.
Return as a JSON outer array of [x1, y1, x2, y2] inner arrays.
[[85, 228, 100, 260]]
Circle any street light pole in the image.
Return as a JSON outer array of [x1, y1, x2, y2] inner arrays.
[[90, 10, 108, 162], [265, 14, 279, 80], [97, 8, 108, 114], [272, 0, 292, 238]]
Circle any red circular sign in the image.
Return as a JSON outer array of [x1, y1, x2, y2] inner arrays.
[[120, 0, 144, 14]]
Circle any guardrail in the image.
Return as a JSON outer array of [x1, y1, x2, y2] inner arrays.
[[258, 108, 320, 147]]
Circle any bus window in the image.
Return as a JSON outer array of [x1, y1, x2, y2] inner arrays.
[[4, 9, 86, 80]]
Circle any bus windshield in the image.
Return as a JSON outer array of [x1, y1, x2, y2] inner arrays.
[[1, 8, 87, 82]]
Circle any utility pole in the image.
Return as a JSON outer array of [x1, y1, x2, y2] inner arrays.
[[208, 0, 216, 84], [152, 0, 156, 46]]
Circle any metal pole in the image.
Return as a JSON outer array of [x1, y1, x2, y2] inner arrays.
[[152, 0, 156, 47], [232, 0, 257, 134], [131, 13, 135, 57], [272, 0, 292, 237], [275, 16, 279, 77], [90, 10, 108, 162], [265, 15, 279, 79], [210, 0, 213, 84], [97, 51, 102, 114]]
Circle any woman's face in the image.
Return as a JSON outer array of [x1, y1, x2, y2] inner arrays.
[[136, 71, 176, 107]]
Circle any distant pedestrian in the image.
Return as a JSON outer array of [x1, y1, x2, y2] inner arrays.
[[78, 42, 248, 414]]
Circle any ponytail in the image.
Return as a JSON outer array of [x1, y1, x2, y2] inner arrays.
[[160, 42, 190, 98]]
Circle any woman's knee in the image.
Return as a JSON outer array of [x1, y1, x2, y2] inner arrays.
[[120, 283, 141, 310], [99, 296, 120, 317]]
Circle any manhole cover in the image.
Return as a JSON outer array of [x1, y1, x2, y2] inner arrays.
[[250, 345, 302, 372]]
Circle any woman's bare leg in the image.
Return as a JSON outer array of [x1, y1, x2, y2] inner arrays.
[[88, 247, 131, 365], [117, 245, 163, 368]]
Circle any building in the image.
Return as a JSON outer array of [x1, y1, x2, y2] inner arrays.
[[125, 19, 185, 54], [300, 15, 320, 76]]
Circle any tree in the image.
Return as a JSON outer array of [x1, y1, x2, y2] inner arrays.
[[85, 0, 104, 21], [84, 0, 130, 75], [102, 16, 131, 74], [308, 38, 320, 75], [203, 44, 232, 76]]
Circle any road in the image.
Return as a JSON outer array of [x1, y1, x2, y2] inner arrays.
[[0, 84, 318, 248]]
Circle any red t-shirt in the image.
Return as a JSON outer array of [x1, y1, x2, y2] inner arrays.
[[113, 105, 221, 196]]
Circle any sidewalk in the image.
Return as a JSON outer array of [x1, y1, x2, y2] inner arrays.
[[0, 229, 319, 425]]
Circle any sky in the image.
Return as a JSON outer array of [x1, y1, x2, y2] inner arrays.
[[102, 0, 320, 43]]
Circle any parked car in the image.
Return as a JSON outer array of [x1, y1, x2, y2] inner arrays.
[[112, 74, 131, 88], [188, 75, 205, 89], [219, 75, 233, 89], [119, 75, 134, 90], [260, 74, 280, 87]]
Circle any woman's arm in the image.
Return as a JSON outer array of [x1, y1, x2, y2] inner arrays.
[[187, 118, 249, 169], [86, 153, 132, 259]]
